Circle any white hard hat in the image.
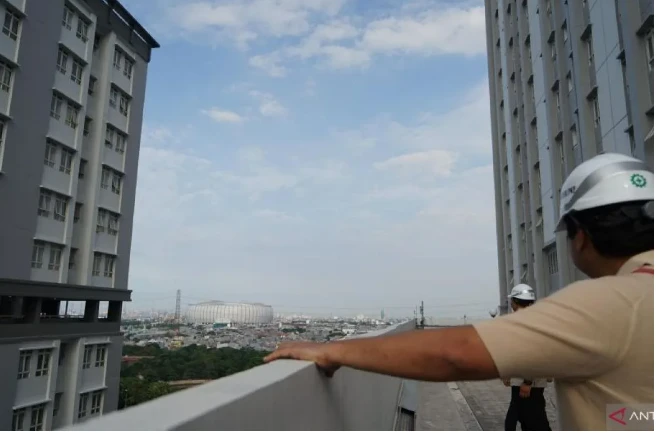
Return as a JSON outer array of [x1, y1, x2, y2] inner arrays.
[[556, 153, 654, 231], [508, 284, 536, 301]]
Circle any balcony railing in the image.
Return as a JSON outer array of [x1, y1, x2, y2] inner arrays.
[[72, 321, 416, 431]]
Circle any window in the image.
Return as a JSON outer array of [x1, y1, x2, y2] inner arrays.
[[0, 61, 12, 92], [50, 94, 63, 119], [83, 117, 92, 136], [104, 256, 115, 278], [111, 172, 122, 195], [550, 41, 557, 60], [88, 76, 96, 96], [91, 391, 103, 415], [12, 408, 25, 431], [563, 26, 568, 42], [18, 350, 31, 379], [49, 245, 62, 270], [95, 345, 106, 367], [92, 253, 102, 276], [78, 393, 88, 419], [104, 125, 114, 148], [38, 190, 52, 217], [547, 245, 559, 275], [586, 36, 594, 66], [109, 88, 118, 108], [100, 168, 110, 189], [82, 345, 93, 369], [35, 349, 51, 377], [44, 143, 56, 168], [555, 91, 561, 116], [78, 159, 87, 179], [645, 29, 654, 72], [59, 148, 73, 174], [119, 95, 129, 116], [592, 95, 600, 128], [115, 132, 126, 153], [69, 248, 77, 270], [108, 214, 119, 236], [29, 404, 44, 431], [54, 195, 68, 222], [3, 10, 19, 41], [113, 49, 122, 69], [76, 18, 89, 42], [571, 128, 579, 149], [96, 208, 107, 232], [65, 103, 79, 129], [123, 58, 133, 79], [71, 59, 83, 85], [56, 48, 68, 75], [31, 242, 44, 268], [62, 6, 74, 30], [567, 73, 573, 92], [53, 393, 63, 417], [74, 203, 82, 223]]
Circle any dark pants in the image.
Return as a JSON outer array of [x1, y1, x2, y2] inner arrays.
[[505, 386, 552, 431]]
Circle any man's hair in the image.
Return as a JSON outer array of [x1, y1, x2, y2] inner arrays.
[[511, 298, 534, 308], [565, 200, 654, 258]]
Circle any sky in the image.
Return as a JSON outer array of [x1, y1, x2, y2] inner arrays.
[[120, 0, 500, 319]]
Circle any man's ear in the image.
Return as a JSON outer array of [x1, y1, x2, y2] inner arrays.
[[575, 227, 590, 253]]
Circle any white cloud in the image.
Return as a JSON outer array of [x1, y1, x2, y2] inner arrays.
[[253, 209, 303, 223], [249, 53, 288, 77], [201, 107, 245, 123], [249, 91, 288, 117], [374, 150, 457, 177]]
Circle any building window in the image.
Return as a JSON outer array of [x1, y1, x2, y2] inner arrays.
[[108, 213, 119, 236], [104, 256, 115, 278], [97, 208, 107, 232], [94, 345, 106, 367], [76, 18, 89, 42], [44, 143, 57, 168], [35, 349, 51, 377], [38, 190, 52, 217], [115, 132, 126, 153], [550, 41, 557, 60], [54, 195, 68, 222], [59, 148, 73, 174], [100, 167, 110, 189], [123, 59, 133, 79], [29, 404, 45, 431], [119, 95, 129, 116], [3, 10, 19, 41], [104, 125, 114, 148], [627, 127, 636, 154], [65, 103, 79, 129], [567, 73, 573, 93], [62, 6, 74, 30], [547, 245, 559, 275], [111, 172, 122, 195], [53, 393, 63, 417], [49, 245, 63, 270], [586, 36, 594, 66], [92, 253, 102, 276], [88, 76, 96, 96], [50, 94, 63, 120], [12, 408, 26, 431], [73, 203, 82, 223], [82, 345, 93, 369], [78, 159, 87, 179], [31, 242, 44, 268], [71, 59, 83, 85], [91, 391, 103, 415], [83, 117, 92, 136], [56, 48, 68, 75], [113, 49, 122, 70], [17, 350, 31, 379], [69, 247, 77, 270], [0, 61, 12, 92], [109, 88, 118, 108], [78, 393, 88, 419], [645, 29, 654, 72], [592, 95, 600, 128]]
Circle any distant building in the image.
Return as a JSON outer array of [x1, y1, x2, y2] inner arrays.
[[185, 301, 274, 325], [485, 0, 654, 314], [0, 0, 157, 430]]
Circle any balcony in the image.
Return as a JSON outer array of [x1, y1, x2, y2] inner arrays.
[[48, 118, 78, 151], [111, 66, 132, 96], [54, 69, 83, 105], [60, 27, 88, 62], [107, 105, 128, 134], [73, 322, 417, 431]]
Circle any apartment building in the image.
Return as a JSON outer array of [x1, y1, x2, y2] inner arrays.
[[485, 0, 654, 314], [0, 0, 157, 430]]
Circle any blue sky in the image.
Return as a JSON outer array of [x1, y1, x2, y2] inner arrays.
[[121, 0, 500, 319]]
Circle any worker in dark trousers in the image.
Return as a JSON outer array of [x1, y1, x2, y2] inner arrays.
[[502, 284, 552, 431]]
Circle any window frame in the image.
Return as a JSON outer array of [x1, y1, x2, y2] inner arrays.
[[48, 244, 63, 270], [3, 9, 20, 41], [35, 349, 51, 377], [82, 346, 93, 369], [94, 345, 106, 367], [31, 242, 45, 269], [92, 253, 102, 277], [0, 60, 12, 92], [54, 195, 68, 222], [18, 350, 31, 379]]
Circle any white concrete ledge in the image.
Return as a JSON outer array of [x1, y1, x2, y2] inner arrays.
[[69, 321, 415, 431]]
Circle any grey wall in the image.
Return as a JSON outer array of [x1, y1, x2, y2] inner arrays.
[[0, 343, 21, 431], [103, 335, 122, 414], [0, 0, 64, 279]]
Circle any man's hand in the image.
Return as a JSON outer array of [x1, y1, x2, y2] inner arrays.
[[519, 384, 532, 398], [264, 342, 340, 377], [502, 378, 511, 387]]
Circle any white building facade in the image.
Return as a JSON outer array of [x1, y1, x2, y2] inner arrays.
[[485, 0, 654, 314], [0, 0, 157, 430]]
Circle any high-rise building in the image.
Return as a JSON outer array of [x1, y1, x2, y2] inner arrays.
[[0, 0, 157, 430], [485, 0, 654, 314]]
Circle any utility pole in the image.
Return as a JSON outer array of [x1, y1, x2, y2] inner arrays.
[[175, 289, 181, 324], [420, 301, 425, 329]]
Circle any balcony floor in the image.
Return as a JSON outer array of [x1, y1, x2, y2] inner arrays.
[[416, 380, 559, 431]]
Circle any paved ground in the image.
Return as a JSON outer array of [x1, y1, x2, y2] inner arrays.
[[417, 380, 559, 431]]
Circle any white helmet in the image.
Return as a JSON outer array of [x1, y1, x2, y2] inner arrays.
[[556, 153, 654, 231], [508, 283, 536, 301]]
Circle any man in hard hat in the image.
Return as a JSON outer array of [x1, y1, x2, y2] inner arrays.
[[265, 153, 654, 431], [502, 284, 551, 431]]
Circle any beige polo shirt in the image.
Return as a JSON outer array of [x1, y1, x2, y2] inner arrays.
[[474, 251, 654, 431]]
